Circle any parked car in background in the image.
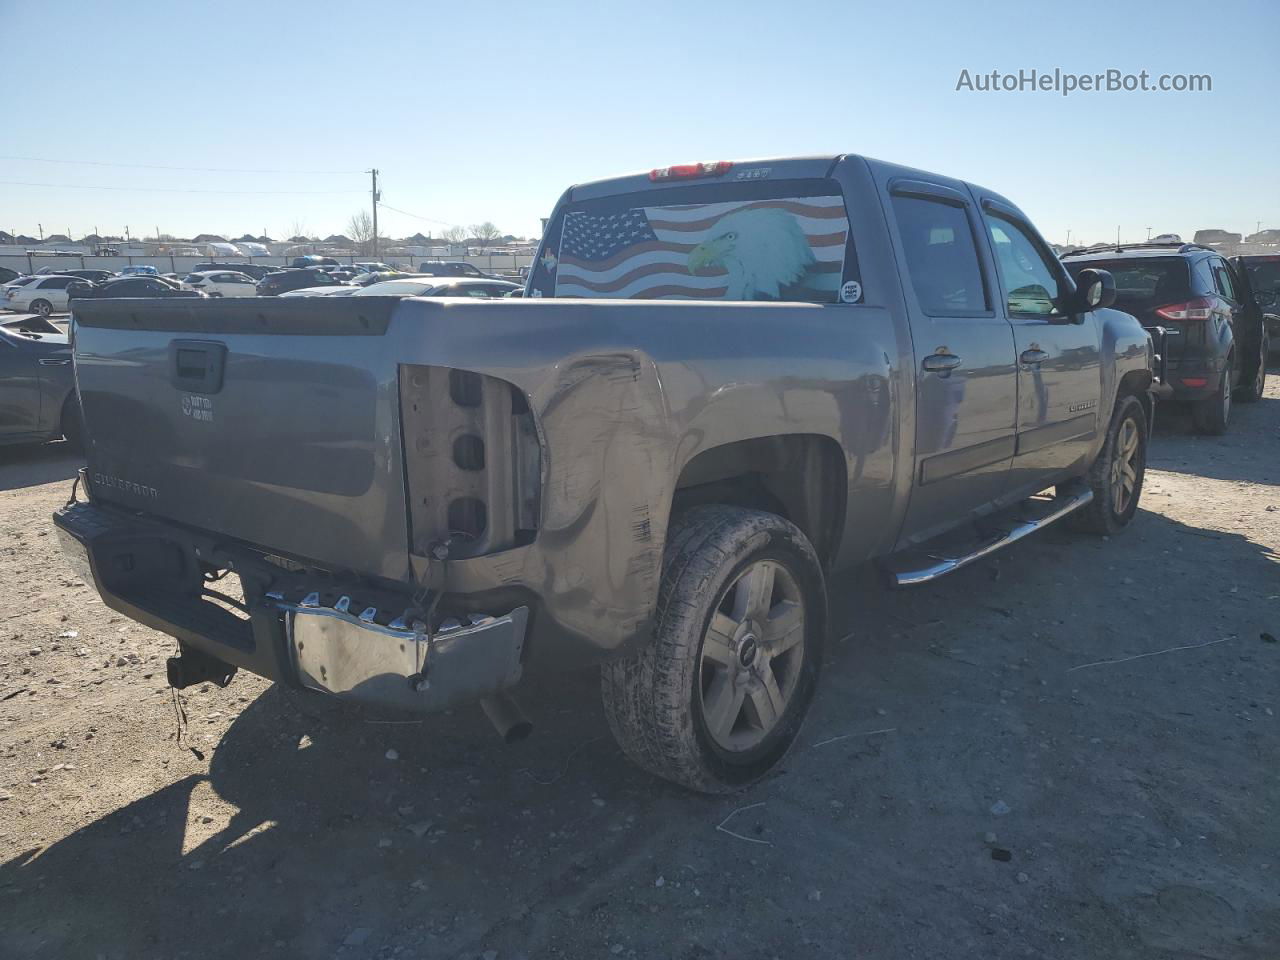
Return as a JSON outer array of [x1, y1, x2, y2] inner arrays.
[[353, 277, 521, 298], [182, 271, 258, 297], [3, 275, 80, 316], [118, 265, 161, 277], [1062, 242, 1268, 434], [353, 270, 409, 286], [278, 285, 362, 298], [0, 313, 80, 447], [289, 255, 340, 269], [1235, 254, 1280, 356], [71, 277, 207, 300], [416, 260, 503, 280], [190, 261, 276, 281], [60, 269, 116, 284], [0, 267, 22, 285], [256, 268, 348, 296], [60, 152, 1158, 793], [354, 262, 398, 275]]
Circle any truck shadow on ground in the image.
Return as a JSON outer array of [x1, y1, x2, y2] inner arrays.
[[0, 442, 81, 492], [4, 504, 1278, 958]]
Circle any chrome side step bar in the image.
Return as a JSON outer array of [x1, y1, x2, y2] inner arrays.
[[883, 486, 1093, 587]]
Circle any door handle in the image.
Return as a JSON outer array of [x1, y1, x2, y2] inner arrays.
[[38, 358, 71, 365], [1020, 348, 1049, 365], [922, 353, 962, 373]]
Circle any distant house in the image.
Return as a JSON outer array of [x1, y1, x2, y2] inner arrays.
[[288, 235, 312, 243], [45, 234, 72, 243], [192, 233, 228, 244], [324, 234, 353, 246]]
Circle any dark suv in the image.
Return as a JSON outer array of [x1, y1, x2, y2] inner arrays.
[[256, 268, 347, 296], [1063, 243, 1268, 434], [190, 261, 275, 281]]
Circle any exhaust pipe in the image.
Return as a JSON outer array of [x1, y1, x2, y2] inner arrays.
[[480, 693, 532, 743]]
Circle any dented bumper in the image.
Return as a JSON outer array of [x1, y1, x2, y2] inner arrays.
[[53, 497, 528, 714]]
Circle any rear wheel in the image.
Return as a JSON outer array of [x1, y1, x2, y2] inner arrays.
[[1235, 333, 1268, 403], [601, 505, 825, 793], [1068, 393, 1147, 535], [1192, 355, 1233, 434], [31, 299, 52, 318]]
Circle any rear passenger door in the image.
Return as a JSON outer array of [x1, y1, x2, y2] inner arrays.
[[980, 202, 1101, 489], [887, 179, 1018, 543]]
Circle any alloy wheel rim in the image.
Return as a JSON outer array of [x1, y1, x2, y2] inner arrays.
[[1110, 418, 1140, 515], [699, 559, 805, 753]]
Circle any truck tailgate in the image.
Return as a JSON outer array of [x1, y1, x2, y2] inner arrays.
[[71, 298, 409, 580]]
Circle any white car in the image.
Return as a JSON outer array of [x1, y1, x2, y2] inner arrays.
[[278, 286, 362, 298], [3, 275, 79, 316], [182, 271, 258, 298]]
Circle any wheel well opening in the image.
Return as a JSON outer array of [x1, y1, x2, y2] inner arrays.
[[671, 435, 846, 568]]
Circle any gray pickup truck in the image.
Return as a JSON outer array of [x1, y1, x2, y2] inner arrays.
[[55, 154, 1155, 792]]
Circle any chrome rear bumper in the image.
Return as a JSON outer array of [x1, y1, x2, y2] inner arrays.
[[273, 593, 528, 713]]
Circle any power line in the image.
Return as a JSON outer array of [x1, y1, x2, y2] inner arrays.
[[0, 180, 362, 196], [377, 201, 462, 229], [0, 154, 361, 175]]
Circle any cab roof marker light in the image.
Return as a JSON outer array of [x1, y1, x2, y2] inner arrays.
[[648, 161, 734, 182]]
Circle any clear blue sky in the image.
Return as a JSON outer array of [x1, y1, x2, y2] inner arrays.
[[3, 0, 1276, 245]]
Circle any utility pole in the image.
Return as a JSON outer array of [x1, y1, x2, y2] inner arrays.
[[1116, 225, 1121, 247], [38, 223, 43, 241], [370, 168, 380, 261], [1146, 226, 1152, 240], [1065, 228, 1072, 246]]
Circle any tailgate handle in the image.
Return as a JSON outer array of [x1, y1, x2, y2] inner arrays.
[[169, 339, 227, 394]]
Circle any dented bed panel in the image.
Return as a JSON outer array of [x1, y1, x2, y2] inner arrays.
[[381, 296, 903, 667]]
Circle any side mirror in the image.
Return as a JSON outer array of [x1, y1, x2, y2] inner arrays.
[[1073, 268, 1115, 311]]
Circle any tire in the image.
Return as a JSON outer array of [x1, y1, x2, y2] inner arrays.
[[1192, 355, 1233, 435], [1235, 333, 1268, 404], [60, 395, 84, 451], [601, 505, 825, 794], [30, 299, 52, 318], [1068, 393, 1148, 535]]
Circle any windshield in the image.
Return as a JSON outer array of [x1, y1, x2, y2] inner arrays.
[[530, 178, 859, 304]]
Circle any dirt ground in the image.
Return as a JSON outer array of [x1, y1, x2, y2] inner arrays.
[[2, 373, 1278, 960]]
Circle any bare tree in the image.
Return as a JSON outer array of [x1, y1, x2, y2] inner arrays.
[[443, 225, 468, 247], [348, 211, 377, 255], [469, 222, 501, 250]]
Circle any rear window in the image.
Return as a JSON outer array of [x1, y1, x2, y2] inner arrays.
[[530, 178, 859, 304], [1066, 258, 1189, 308]]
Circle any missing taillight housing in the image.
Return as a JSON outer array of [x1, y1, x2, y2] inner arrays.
[[400, 365, 541, 560]]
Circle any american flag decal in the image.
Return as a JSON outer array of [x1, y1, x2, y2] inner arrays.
[[554, 196, 850, 302]]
